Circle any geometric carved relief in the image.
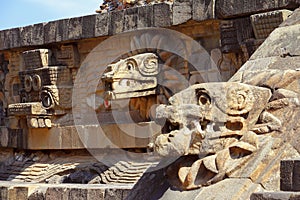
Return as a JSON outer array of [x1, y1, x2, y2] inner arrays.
[[251, 10, 293, 39]]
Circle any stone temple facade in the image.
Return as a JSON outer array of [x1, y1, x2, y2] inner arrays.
[[0, 0, 300, 199]]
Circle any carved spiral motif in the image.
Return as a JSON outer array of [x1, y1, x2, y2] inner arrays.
[[139, 55, 159, 76], [226, 85, 254, 115]]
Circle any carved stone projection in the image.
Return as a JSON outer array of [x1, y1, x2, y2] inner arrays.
[[154, 69, 300, 190], [8, 49, 73, 130], [100, 51, 194, 122]]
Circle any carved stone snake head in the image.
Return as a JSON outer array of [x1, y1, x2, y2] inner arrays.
[[101, 53, 160, 100], [154, 82, 272, 157]]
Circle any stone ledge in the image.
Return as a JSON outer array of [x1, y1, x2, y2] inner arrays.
[[250, 192, 300, 200], [1, 1, 299, 51], [0, 3, 174, 51], [0, 181, 133, 200]]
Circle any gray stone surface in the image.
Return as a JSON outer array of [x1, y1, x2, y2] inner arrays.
[[216, 0, 300, 19], [0, 181, 131, 200], [193, 0, 215, 21], [250, 24, 300, 60], [173, 0, 192, 25], [154, 3, 173, 27], [137, 5, 154, 28], [280, 7, 300, 27], [109, 10, 125, 35], [124, 7, 138, 32], [251, 192, 300, 200], [95, 13, 110, 37]]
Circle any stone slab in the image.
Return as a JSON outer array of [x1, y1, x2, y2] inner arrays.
[[154, 3, 173, 27], [216, 0, 300, 19], [173, 0, 192, 25], [251, 192, 300, 200], [193, 0, 215, 21], [0, 181, 132, 200]]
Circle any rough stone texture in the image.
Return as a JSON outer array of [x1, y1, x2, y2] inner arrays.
[[216, 0, 300, 19], [250, 24, 300, 59], [153, 3, 173, 27], [44, 21, 57, 44], [137, 5, 154, 28], [109, 10, 125, 35], [193, 0, 215, 21], [82, 15, 96, 39], [95, 13, 110, 37], [173, 0, 192, 25], [251, 192, 300, 200], [281, 159, 300, 191], [124, 7, 138, 32], [280, 7, 300, 27]]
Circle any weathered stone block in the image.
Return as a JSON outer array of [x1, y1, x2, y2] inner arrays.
[[68, 17, 82, 40], [20, 25, 33, 46], [0, 31, 5, 49], [124, 7, 138, 32], [173, 0, 192, 25], [56, 19, 69, 42], [251, 192, 300, 200], [281, 159, 300, 192], [32, 23, 44, 45], [95, 13, 109, 37], [193, 0, 215, 21], [0, 187, 8, 199], [216, 0, 300, 19], [82, 15, 96, 39], [109, 10, 124, 35], [5, 28, 21, 49], [68, 188, 88, 200], [104, 188, 127, 200], [44, 21, 57, 44], [8, 186, 28, 200], [153, 3, 172, 27], [87, 188, 105, 199], [45, 187, 69, 200], [137, 5, 154, 28]]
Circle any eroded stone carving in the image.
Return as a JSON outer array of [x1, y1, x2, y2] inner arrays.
[[153, 70, 300, 190], [8, 49, 73, 130]]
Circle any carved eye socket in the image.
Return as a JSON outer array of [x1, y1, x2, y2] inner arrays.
[[41, 91, 53, 109], [127, 62, 134, 71], [126, 59, 136, 71], [198, 92, 211, 106]]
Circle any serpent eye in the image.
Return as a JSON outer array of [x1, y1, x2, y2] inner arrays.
[[198, 92, 211, 106], [126, 59, 136, 71], [127, 62, 134, 70]]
